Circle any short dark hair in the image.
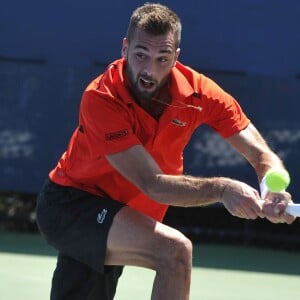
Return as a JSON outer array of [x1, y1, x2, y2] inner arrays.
[[126, 3, 182, 48]]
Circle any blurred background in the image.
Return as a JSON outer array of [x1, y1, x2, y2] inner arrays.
[[1, 0, 300, 249]]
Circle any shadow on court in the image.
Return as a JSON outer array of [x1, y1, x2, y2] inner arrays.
[[0, 231, 56, 256], [193, 244, 300, 275], [1, 230, 300, 276]]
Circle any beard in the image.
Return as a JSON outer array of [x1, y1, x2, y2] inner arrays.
[[125, 63, 164, 101]]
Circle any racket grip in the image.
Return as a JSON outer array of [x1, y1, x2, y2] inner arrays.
[[285, 204, 300, 217]]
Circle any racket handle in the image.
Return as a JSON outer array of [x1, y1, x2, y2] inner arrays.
[[285, 204, 300, 217]]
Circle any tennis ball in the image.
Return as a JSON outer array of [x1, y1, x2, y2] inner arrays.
[[265, 168, 290, 192]]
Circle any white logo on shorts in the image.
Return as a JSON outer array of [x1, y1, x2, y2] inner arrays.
[[97, 209, 108, 224]]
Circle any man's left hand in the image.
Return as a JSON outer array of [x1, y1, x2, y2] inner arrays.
[[262, 191, 296, 224]]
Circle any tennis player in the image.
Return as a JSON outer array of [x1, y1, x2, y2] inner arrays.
[[36, 3, 295, 300]]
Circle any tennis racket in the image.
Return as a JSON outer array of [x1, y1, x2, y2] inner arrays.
[[284, 203, 300, 217], [260, 168, 299, 217]]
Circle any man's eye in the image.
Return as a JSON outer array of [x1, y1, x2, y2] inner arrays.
[[136, 53, 146, 60], [159, 57, 168, 63]]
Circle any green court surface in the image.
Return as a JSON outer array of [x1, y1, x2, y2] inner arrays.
[[1, 231, 300, 299]]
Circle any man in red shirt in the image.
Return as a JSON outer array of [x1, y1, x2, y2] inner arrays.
[[36, 3, 295, 300]]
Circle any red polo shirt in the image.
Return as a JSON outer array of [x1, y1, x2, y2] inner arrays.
[[49, 58, 250, 221]]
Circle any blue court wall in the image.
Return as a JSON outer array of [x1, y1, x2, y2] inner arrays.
[[0, 0, 299, 200], [1, 0, 300, 75]]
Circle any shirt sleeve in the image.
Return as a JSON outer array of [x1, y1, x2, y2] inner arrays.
[[200, 77, 250, 138], [79, 89, 141, 156]]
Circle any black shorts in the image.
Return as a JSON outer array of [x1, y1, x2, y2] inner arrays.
[[36, 179, 124, 300]]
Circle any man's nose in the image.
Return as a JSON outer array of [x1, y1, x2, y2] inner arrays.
[[142, 60, 155, 76]]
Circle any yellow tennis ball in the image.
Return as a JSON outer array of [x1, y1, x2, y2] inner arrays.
[[265, 168, 290, 192]]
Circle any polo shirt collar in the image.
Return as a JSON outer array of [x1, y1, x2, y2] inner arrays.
[[112, 58, 136, 105], [170, 62, 195, 100]]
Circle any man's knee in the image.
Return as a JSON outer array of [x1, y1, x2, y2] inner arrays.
[[155, 233, 193, 274]]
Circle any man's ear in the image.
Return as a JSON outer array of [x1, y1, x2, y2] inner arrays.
[[173, 48, 180, 66], [121, 38, 128, 58]]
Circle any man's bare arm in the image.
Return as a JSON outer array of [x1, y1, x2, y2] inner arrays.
[[106, 144, 261, 219], [226, 123, 295, 223], [226, 123, 284, 181]]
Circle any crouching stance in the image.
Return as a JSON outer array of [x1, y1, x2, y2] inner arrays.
[[36, 3, 294, 300]]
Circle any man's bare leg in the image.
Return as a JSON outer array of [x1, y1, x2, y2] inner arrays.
[[104, 206, 193, 300]]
